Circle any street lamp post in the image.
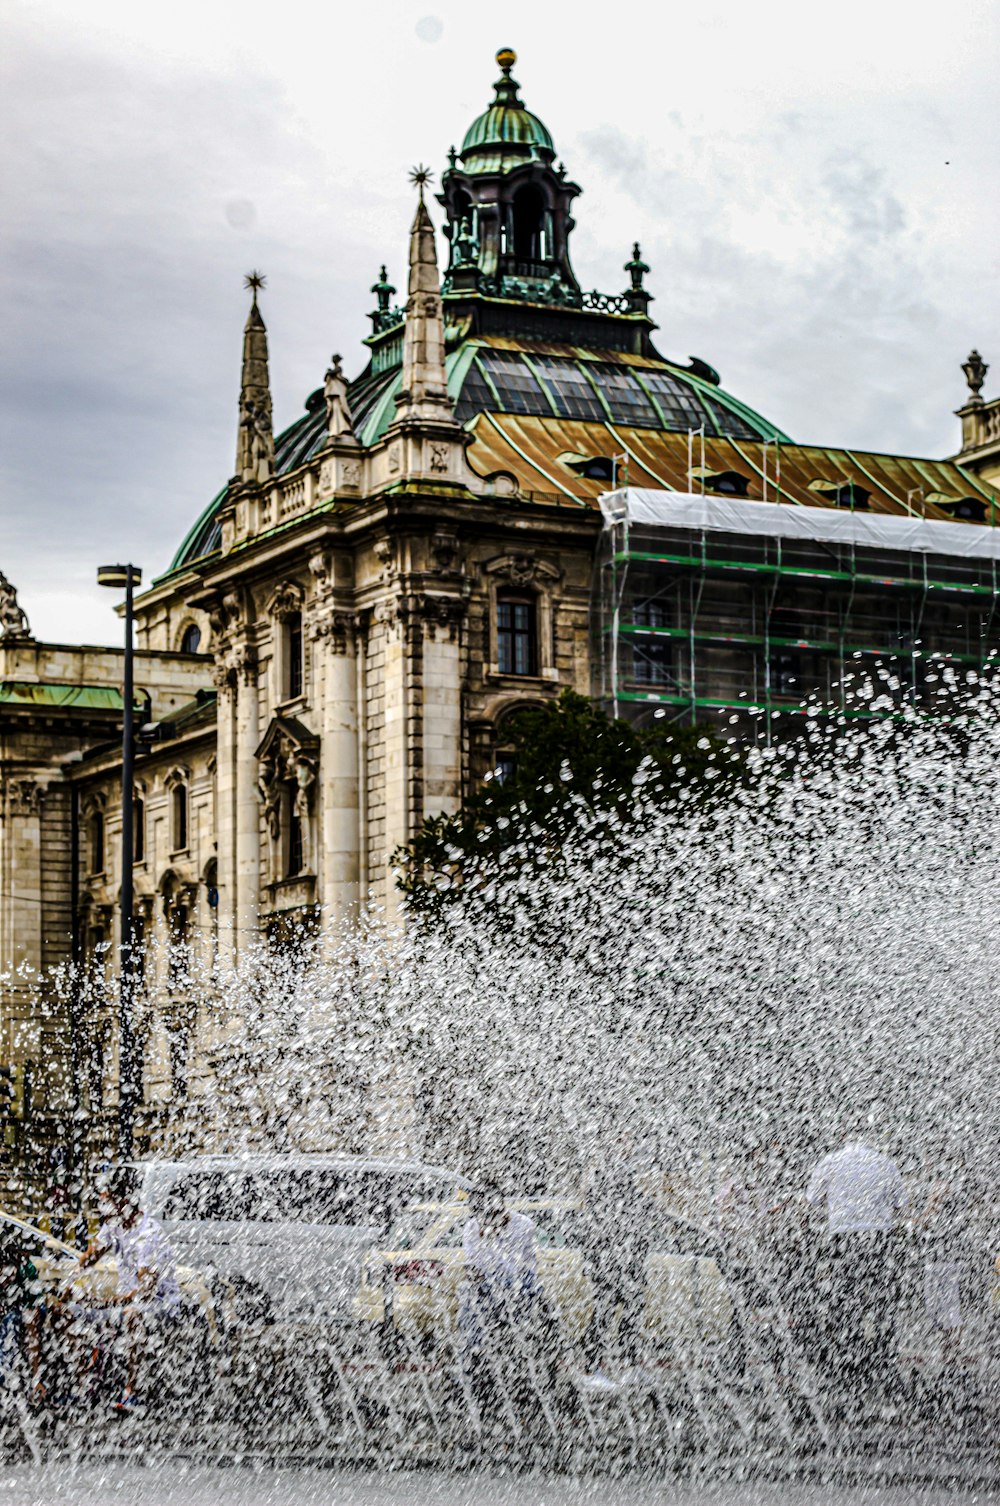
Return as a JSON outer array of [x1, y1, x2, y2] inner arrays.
[[97, 563, 142, 1161]]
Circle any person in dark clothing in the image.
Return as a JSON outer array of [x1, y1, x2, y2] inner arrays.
[[580, 1154, 651, 1374], [0, 1232, 43, 1396]]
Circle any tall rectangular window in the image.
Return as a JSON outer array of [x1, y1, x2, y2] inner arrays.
[[286, 612, 304, 700], [172, 785, 188, 852], [90, 812, 105, 873], [133, 797, 145, 863], [287, 809, 304, 878], [497, 594, 537, 676]]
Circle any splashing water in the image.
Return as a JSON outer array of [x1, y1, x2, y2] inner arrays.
[[3, 673, 1000, 1484]]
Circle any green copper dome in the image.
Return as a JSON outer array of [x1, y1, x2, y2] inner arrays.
[[460, 49, 555, 167]]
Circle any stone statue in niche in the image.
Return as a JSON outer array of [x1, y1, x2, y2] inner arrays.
[[291, 753, 317, 871], [257, 756, 282, 840]]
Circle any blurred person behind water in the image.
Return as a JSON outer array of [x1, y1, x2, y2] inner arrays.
[[75, 1166, 181, 1410], [0, 1231, 43, 1398], [806, 1126, 910, 1405], [579, 1134, 652, 1376], [918, 1144, 981, 1368], [459, 1182, 539, 1357]]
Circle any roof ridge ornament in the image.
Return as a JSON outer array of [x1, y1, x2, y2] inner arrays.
[[409, 164, 434, 203], [962, 349, 988, 406], [244, 269, 266, 305], [493, 46, 520, 106]]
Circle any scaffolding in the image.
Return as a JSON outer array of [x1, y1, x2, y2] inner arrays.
[[594, 488, 1000, 742]]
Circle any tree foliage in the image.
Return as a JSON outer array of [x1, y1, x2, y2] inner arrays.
[[394, 692, 745, 913]]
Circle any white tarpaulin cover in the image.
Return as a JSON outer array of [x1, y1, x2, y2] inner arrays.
[[599, 488, 1000, 563]]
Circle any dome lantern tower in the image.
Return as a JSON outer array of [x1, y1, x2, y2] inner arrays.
[[439, 48, 582, 303]]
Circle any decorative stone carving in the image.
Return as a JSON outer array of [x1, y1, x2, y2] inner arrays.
[[257, 756, 282, 839], [374, 537, 397, 581], [420, 594, 467, 641], [0, 573, 32, 640], [428, 441, 450, 473], [3, 777, 45, 814], [234, 641, 258, 686], [963, 350, 988, 404], [318, 458, 335, 497], [312, 610, 357, 654], [268, 580, 304, 622], [211, 659, 236, 692], [430, 530, 461, 575], [485, 552, 561, 588], [387, 443, 401, 474], [342, 459, 362, 490]]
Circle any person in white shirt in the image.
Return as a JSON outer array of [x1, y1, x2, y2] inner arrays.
[[463, 1201, 538, 1294], [806, 1141, 909, 1235], [458, 1181, 540, 1395], [77, 1167, 181, 1410], [805, 1137, 909, 1403]]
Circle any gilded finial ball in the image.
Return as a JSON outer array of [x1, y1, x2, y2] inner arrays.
[[496, 47, 516, 71]]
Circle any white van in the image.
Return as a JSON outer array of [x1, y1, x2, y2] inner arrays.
[[138, 1154, 471, 1324]]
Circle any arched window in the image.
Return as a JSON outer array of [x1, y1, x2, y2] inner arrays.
[[512, 184, 547, 267], [133, 796, 145, 864], [496, 592, 537, 677], [171, 784, 188, 852], [89, 811, 105, 873], [179, 623, 202, 654]]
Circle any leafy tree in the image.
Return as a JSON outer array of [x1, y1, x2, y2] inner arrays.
[[394, 691, 745, 913]]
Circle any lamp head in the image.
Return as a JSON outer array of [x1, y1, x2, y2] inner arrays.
[[97, 564, 142, 589]]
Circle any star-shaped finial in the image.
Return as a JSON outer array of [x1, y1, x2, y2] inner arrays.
[[409, 164, 434, 201], [244, 270, 266, 300]]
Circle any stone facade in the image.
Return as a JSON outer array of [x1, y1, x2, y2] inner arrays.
[[1, 51, 995, 1207]]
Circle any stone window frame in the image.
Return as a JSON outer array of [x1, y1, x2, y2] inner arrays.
[[81, 792, 108, 877], [177, 618, 204, 655], [482, 554, 561, 683], [163, 765, 192, 856], [133, 779, 147, 868], [267, 579, 308, 708]]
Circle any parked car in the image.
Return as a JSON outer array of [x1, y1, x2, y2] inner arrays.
[[139, 1154, 472, 1325], [353, 1197, 733, 1347]]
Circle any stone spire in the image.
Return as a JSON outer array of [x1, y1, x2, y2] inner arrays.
[[394, 171, 456, 426], [236, 271, 275, 484]]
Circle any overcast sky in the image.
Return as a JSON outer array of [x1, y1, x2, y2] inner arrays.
[[2, 0, 998, 644]]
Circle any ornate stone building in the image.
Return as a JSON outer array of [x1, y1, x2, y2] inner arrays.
[[2, 50, 999, 1192]]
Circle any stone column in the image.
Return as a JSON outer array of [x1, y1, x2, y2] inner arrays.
[[233, 647, 261, 953], [378, 599, 412, 914], [212, 672, 238, 965], [420, 601, 465, 821], [0, 777, 44, 977], [318, 613, 360, 940]]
